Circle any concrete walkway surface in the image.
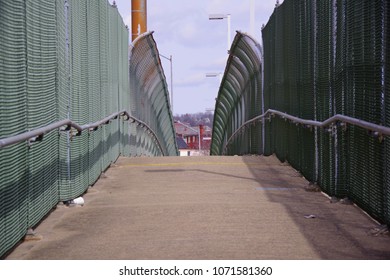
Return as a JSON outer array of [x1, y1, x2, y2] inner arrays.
[[5, 155, 390, 260]]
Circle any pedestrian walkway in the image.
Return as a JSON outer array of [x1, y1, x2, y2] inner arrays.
[[6, 156, 390, 260]]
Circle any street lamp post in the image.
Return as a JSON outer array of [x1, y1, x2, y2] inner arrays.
[[209, 14, 231, 53], [250, 0, 255, 37], [160, 54, 174, 114]]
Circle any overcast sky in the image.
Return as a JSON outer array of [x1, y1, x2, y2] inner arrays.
[[111, 0, 281, 115]]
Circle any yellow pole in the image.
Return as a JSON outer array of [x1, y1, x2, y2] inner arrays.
[[132, 0, 147, 41]]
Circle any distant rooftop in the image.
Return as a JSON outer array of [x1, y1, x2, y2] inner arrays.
[[176, 136, 188, 150]]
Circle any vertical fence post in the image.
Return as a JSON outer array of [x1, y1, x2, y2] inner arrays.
[[64, 0, 72, 183]]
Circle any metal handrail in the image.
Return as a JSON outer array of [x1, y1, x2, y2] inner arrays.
[[224, 109, 390, 152], [0, 110, 165, 155]]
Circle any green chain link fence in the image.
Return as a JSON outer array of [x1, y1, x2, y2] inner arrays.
[[129, 32, 178, 157], [0, 0, 177, 258], [212, 0, 390, 227], [211, 31, 263, 156]]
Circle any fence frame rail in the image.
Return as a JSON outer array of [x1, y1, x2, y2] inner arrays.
[[0, 111, 166, 155], [224, 109, 390, 154]]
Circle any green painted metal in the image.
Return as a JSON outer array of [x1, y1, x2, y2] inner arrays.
[[385, 0, 390, 225], [130, 32, 178, 157], [56, 0, 130, 201], [1, 0, 177, 258], [211, 31, 263, 156], [212, 0, 390, 226], [0, 0, 29, 259], [262, 0, 389, 225]]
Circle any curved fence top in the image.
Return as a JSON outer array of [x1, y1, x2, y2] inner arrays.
[[210, 0, 390, 227], [211, 31, 263, 155], [130, 32, 178, 156]]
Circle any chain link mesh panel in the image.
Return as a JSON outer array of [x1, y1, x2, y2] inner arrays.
[[25, 0, 59, 228], [0, 0, 28, 259], [262, 0, 388, 224], [57, 0, 130, 201], [0, 0, 131, 257], [129, 32, 178, 157], [211, 32, 263, 156], [213, 0, 389, 225], [384, 0, 390, 227]]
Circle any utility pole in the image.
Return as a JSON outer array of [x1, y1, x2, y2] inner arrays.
[[250, 0, 255, 37], [131, 0, 147, 41]]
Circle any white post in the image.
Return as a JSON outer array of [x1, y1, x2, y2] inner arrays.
[[160, 54, 174, 114], [198, 129, 201, 153], [170, 55, 173, 114], [250, 0, 255, 37], [227, 14, 231, 53]]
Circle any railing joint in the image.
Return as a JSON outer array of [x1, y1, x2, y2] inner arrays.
[[60, 125, 71, 132], [28, 134, 44, 147]]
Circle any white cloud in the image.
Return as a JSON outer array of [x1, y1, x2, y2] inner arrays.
[[193, 56, 227, 72], [175, 73, 206, 88]]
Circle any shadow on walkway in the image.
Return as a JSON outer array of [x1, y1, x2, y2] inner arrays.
[[5, 155, 390, 260]]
